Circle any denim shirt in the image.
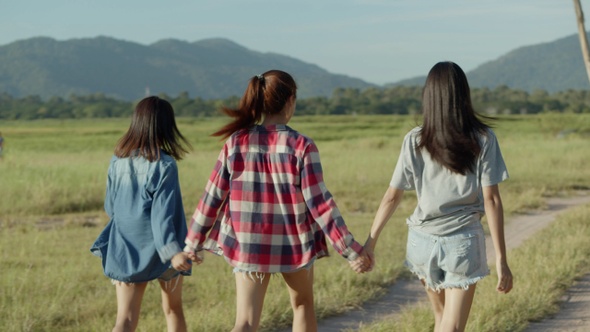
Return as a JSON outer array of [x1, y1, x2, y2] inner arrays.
[[90, 152, 190, 282]]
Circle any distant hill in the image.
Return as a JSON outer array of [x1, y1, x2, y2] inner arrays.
[[388, 33, 590, 93], [0, 36, 374, 100], [1, 34, 589, 101]]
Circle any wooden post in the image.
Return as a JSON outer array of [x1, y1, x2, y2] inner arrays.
[[573, 0, 590, 84]]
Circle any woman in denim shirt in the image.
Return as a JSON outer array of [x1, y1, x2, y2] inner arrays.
[[91, 96, 194, 332]]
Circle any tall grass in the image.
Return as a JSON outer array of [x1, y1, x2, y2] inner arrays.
[[356, 204, 590, 332], [0, 114, 589, 331]]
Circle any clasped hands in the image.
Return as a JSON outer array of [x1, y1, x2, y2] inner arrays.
[[349, 237, 378, 274], [175, 247, 375, 274], [349, 249, 374, 274], [170, 250, 204, 271]]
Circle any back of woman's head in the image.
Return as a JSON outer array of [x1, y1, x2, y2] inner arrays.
[[213, 69, 297, 138], [115, 96, 191, 161], [419, 61, 489, 174]]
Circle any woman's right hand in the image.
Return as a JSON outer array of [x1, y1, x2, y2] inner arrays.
[[171, 252, 192, 271]]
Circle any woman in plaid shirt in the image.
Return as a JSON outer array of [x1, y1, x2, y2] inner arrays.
[[184, 70, 370, 331]]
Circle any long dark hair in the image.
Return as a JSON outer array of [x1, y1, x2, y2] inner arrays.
[[212, 69, 297, 139], [418, 61, 490, 175], [115, 96, 191, 161]]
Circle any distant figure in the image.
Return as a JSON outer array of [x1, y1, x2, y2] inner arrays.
[[364, 62, 513, 332], [184, 70, 370, 332], [0, 132, 3, 158], [90, 96, 195, 332]]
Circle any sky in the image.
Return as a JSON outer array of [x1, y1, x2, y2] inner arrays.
[[0, 0, 578, 85]]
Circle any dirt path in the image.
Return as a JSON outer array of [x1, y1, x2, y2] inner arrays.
[[274, 193, 590, 332], [524, 273, 590, 332]]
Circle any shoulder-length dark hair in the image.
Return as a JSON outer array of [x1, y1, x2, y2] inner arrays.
[[212, 69, 297, 139], [418, 61, 490, 175], [115, 96, 191, 161]]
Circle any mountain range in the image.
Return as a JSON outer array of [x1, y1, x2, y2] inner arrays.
[[391, 33, 589, 92], [0, 34, 588, 100], [0, 36, 373, 100]]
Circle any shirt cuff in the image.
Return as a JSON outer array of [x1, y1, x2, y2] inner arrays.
[[341, 240, 363, 261], [158, 242, 182, 263], [183, 244, 200, 253]]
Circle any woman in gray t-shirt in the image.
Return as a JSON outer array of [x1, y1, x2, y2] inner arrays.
[[363, 62, 513, 332]]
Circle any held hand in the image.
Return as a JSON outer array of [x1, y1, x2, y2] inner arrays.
[[171, 252, 192, 271], [364, 248, 375, 272], [496, 261, 513, 294], [349, 250, 372, 274], [186, 251, 204, 265], [363, 237, 377, 271]]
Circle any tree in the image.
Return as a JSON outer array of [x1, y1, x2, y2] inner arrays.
[[574, 0, 590, 84]]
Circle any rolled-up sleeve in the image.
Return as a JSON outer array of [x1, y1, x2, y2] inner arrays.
[[150, 161, 184, 263], [185, 145, 231, 251], [300, 143, 363, 261]]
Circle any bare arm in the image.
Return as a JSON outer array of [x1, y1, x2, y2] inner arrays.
[[363, 186, 405, 269], [483, 184, 513, 293]]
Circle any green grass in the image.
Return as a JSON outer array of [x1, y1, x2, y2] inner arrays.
[[0, 114, 589, 331], [356, 203, 590, 332]]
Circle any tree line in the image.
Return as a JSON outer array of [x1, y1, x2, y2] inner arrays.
[[1, 85, 589, 120]]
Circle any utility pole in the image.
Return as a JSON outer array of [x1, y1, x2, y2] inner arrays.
[[573, 0, 590, 84]]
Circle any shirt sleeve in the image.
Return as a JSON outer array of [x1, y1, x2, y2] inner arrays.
[[104, 158, 116, 219], [300, 142, 363, 261], [150, 160, 185, 263], [390, 131, 416, 190], [184, 145, 231, 251], [479, 129, 509, 187]]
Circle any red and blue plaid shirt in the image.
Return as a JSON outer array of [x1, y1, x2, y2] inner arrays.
[[185, 124, 363, 273]]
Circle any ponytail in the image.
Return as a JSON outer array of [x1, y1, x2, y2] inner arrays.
[[213, 70, 297, 139]]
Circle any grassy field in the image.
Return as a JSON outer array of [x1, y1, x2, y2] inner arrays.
[[357, 203, 590, 332], [0, 114, 589, 331]]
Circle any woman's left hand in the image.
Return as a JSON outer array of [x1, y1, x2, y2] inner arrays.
[[349, 250, 372, 274]]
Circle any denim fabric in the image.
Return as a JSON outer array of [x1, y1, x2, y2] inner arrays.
[[232, 257, 316, 275], [405, 225, 489, 291], [233, 258, 315, 283], [158, 267, 181, 281], [90, 153, 190, 283]]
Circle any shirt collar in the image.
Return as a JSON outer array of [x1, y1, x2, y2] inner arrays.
[[253, 124, 289, 132]]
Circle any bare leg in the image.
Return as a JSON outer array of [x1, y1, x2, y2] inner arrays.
[[422, 280, 445, 332], [113, 281, 148, 332], [440, 284, 477, 332], [282, 267, 317, 332], [232, 273, 271, 332], [159, 275, 187, 332]]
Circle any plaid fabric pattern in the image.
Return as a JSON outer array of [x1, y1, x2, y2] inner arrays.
[[185, 124, 363, 273]]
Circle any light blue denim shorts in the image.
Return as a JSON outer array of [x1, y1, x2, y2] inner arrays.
[[405, 225, 489, 292]]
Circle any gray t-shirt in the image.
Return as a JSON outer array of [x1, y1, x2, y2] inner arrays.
[[390, 127, 509, 235]]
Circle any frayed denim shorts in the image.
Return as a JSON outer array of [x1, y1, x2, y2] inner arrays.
[[158, 267, 181, 281], [405, 225, 489, 292], [233, 258, 316, 282]]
